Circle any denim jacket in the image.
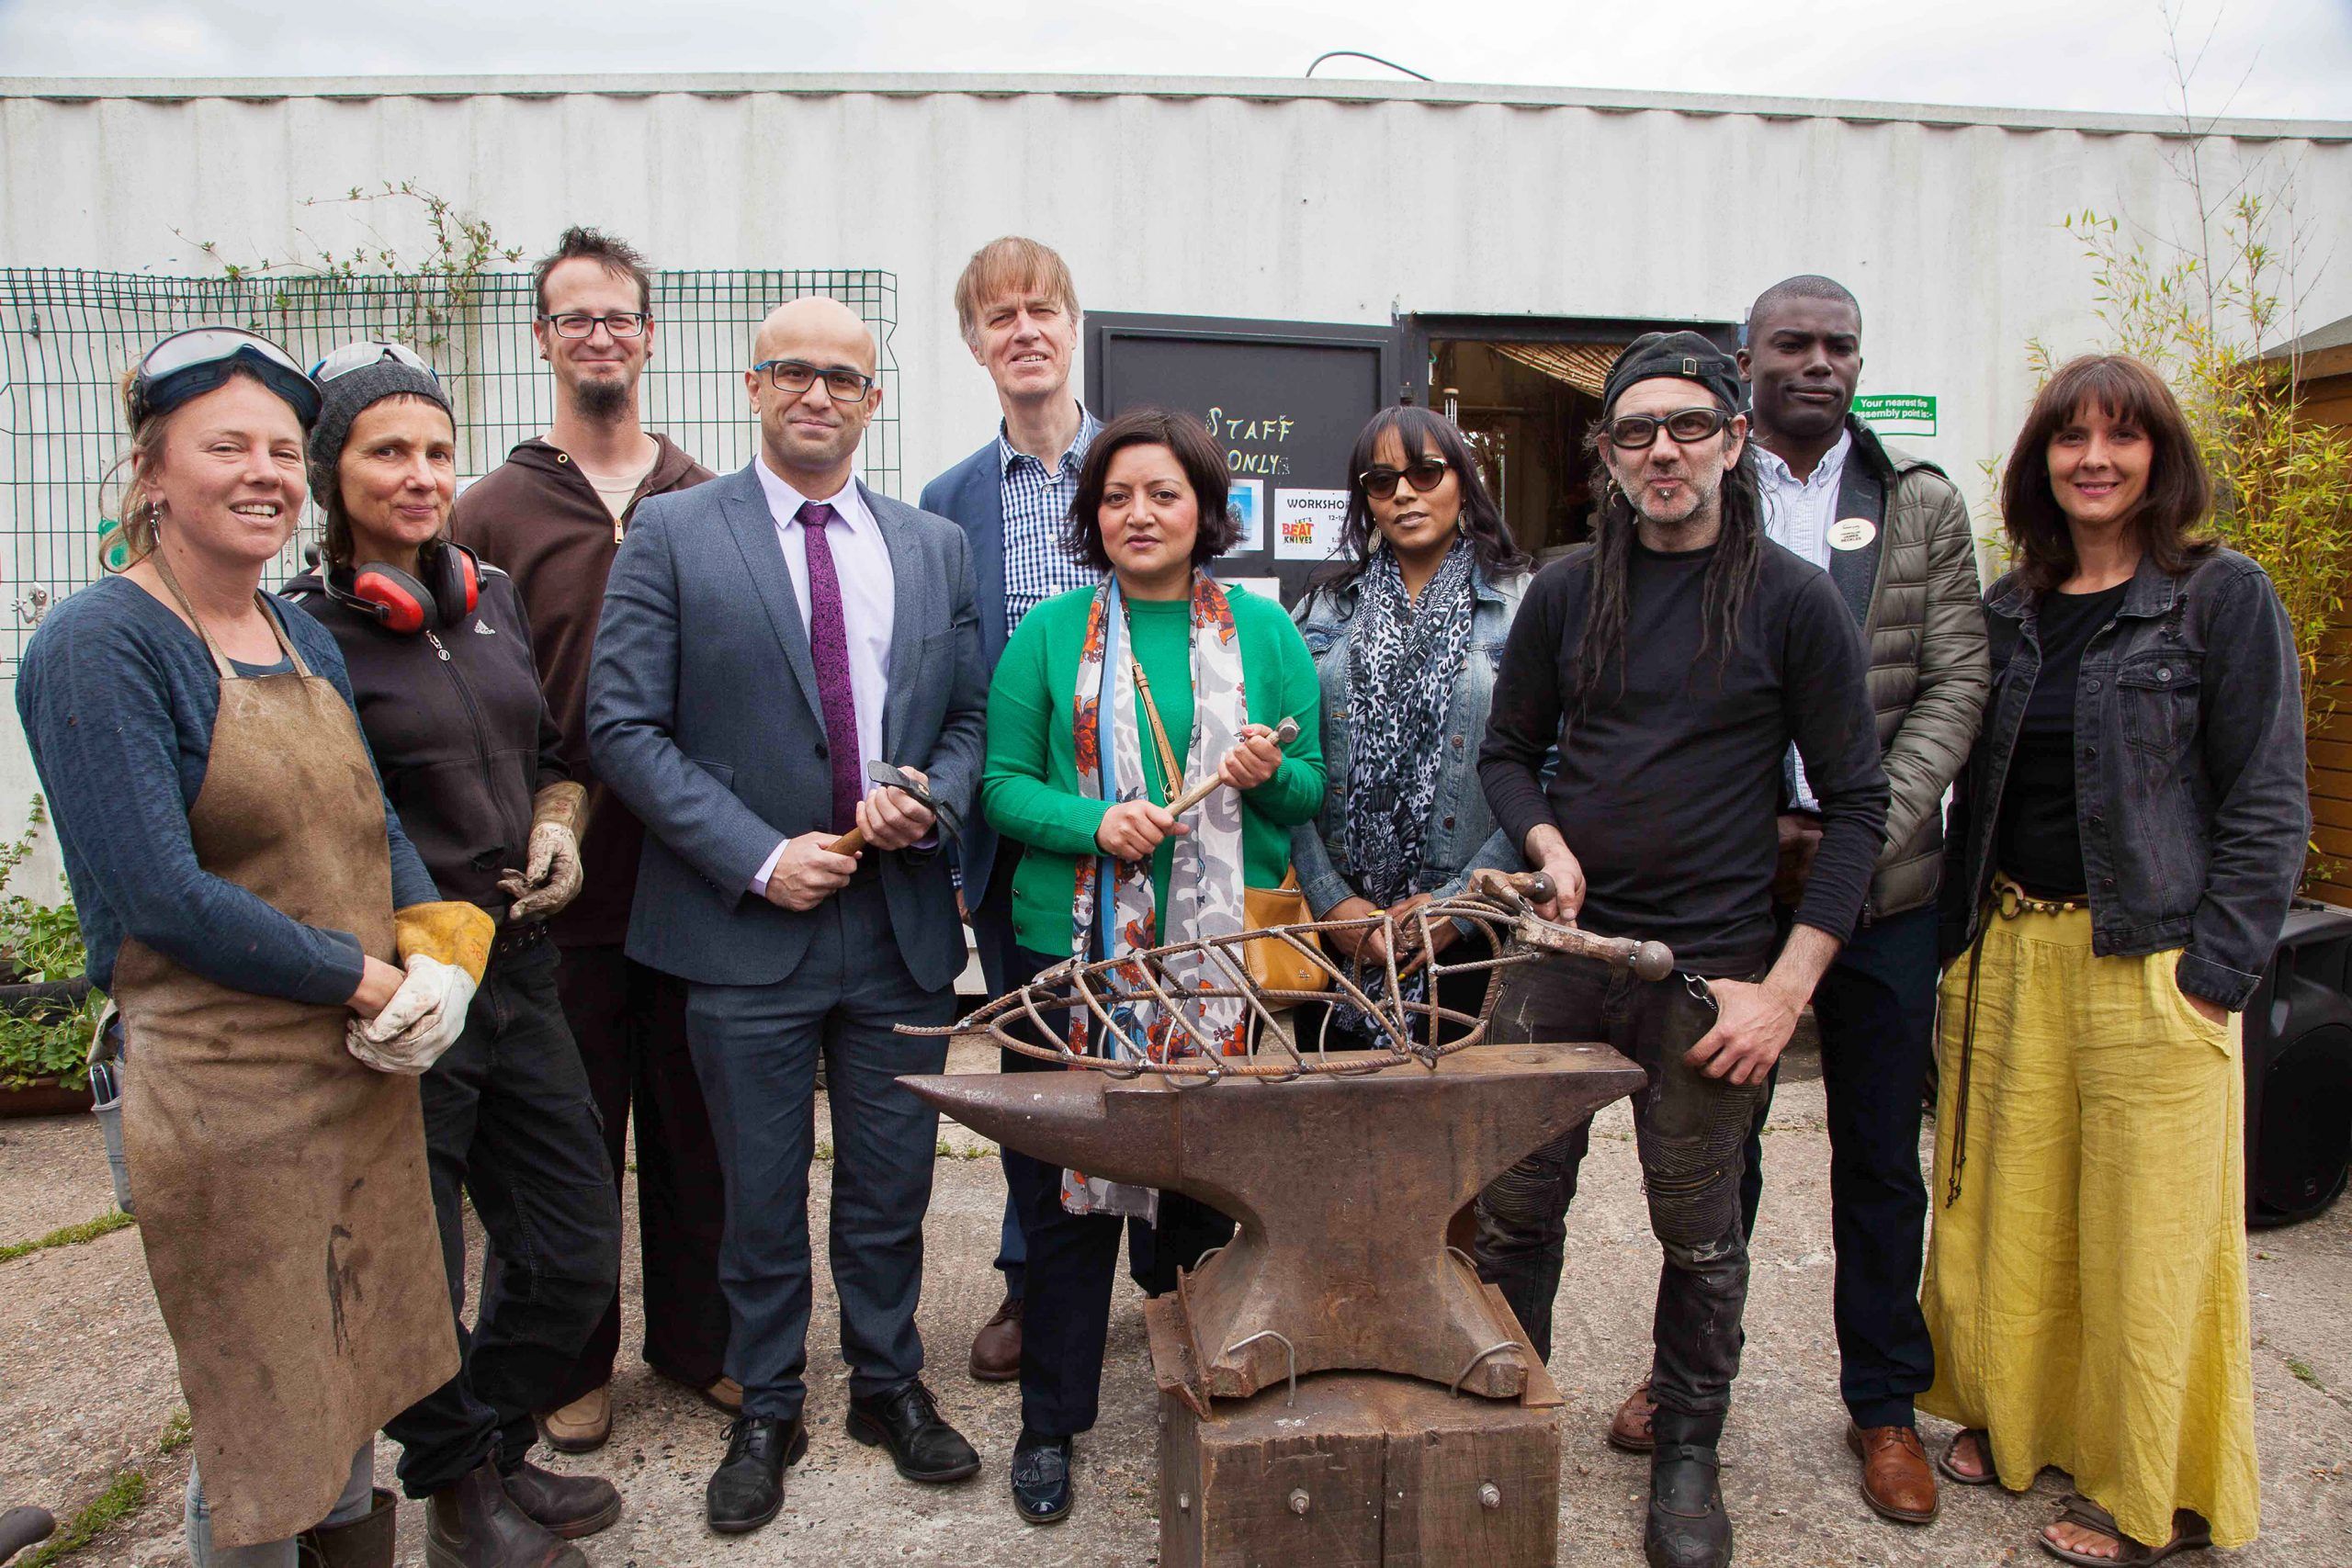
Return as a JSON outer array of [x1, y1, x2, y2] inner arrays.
[[1942, 547, 2307, 1010], [1291, 560, 1529, 919]]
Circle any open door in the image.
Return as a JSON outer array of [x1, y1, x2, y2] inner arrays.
[[1084, 310, 1408, 607]]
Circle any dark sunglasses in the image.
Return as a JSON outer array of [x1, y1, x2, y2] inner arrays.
[[130, 327, 322, 429], [311, 340, 439, 383], [1605, 406, 1733, 450], [1358, 456, 1451, 500]]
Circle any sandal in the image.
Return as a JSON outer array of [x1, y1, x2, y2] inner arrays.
[[2037, 1495, 2212, 1565], [1937, 1427, 1996, 1487]]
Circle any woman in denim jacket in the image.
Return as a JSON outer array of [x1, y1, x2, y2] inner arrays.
[[1921, 355, 2306, 1566], [1292, 407, 1531, 1045]]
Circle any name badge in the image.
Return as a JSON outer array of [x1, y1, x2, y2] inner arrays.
[[1826, 516, 1877, 551]]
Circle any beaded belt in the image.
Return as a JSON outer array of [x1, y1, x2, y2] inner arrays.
[[1993, 874, 2088, 920]]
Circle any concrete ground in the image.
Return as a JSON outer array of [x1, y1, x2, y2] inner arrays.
[[3, 1038, 2347, 1566]]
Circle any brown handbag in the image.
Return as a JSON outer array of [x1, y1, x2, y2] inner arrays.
[[1244, 870, 1331, 994]]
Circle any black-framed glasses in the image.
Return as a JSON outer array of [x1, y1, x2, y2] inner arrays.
[[1357, 456, 1452, 501], [1605, 407, 1733, 450], [130, 326, 322, 428], [311, 340, 440, 383], [537, 311, 650, 339], [752, 359, 876, 401]]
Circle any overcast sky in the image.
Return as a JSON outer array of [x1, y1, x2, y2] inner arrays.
[[1, 0, 2347, 120]]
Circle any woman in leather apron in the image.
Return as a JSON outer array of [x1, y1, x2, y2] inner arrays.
[[17, 329, 494, 1567]]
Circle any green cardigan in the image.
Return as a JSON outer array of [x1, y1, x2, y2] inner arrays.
[[982, 584, 1326, 957]]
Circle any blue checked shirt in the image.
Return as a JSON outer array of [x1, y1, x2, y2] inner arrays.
[[999, 405, 1103, 631]]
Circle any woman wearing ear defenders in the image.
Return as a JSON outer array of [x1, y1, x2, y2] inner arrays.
[[16, 327, 494, 1567], [284, 342, 626, 1568]]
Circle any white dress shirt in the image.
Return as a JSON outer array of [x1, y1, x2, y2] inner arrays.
[[1756, 426, 1853, 571], [1758, 428, 1853, 812], [750, 455, 897, 891]]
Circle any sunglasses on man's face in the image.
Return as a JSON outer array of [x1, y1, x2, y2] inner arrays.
[[1358, 456, 1451, 500], [1605, 407, 1733, 451]]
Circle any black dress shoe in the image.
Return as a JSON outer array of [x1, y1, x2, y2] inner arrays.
[[706, 1416, 808, 1536], [1010, 1430, 1073, 1525], [1645, 1441, 1734, 1568], [846, 1380, 980, 1483], [501, 1460, 621, 1540]]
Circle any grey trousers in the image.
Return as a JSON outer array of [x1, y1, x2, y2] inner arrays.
[[186, 1444, 372, 1567]]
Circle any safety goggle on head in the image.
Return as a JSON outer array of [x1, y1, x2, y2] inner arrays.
[[130, 327, 322, 429], [310, 339, 440, 384]]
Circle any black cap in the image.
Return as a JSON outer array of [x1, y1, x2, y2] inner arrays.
[[1600, 331, 1741, 416]]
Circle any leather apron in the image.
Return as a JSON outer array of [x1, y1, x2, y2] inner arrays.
[[112, 560, 457, 1549]]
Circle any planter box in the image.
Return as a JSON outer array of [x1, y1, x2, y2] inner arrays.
[[0, 976, 95, 1116], [0, 1077, 93, 1118]]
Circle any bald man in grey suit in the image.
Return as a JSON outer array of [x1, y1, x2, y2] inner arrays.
[[589, 299, 988, 1536]]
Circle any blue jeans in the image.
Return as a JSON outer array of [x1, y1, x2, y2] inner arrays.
[[186, 1445, 371, 1567], [684, 876, 956, 1420]]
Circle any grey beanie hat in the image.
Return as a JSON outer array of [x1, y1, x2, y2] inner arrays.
[[306, 352, 453, 513]]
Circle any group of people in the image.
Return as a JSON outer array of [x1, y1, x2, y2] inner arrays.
[[13, 225, 2307, 1568]]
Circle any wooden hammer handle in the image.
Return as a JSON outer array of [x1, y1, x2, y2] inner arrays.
[[825, 825, 868, 856], [1164, 716, 1300, 819]]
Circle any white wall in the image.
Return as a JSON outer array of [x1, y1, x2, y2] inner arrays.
[[3, 73, 2347, 893]]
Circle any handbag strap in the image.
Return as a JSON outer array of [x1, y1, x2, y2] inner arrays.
[[1129, 653, 1186, 801]]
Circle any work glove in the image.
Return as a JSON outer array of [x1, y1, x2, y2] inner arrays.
[[345, 901, 495, 1076], [496, 780, 588, 921]]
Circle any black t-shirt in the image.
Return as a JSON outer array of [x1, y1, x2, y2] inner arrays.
[[1478, 536, 1888, 975], [1996, 581, 2129, 899]]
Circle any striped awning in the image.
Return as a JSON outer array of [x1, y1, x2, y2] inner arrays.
[[1491, 341, 1624, 398]]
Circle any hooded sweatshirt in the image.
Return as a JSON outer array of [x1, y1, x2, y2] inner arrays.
[[452, 434, 713, 946]]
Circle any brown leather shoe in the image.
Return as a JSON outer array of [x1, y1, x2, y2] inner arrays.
[[702, 1377, 744, 1415], [1847, 1423, 1939, 1525], [969, 1294, 1023, 1382], [426, 1462, 585, 1568], [1607, 1376, 1657, 1453], [537, 1386, 610, 1455]]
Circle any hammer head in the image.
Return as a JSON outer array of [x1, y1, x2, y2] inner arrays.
[[866, 760, 936, 812]]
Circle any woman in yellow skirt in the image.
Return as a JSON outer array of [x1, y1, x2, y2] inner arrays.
[[1921, 355, 2308, 1564]]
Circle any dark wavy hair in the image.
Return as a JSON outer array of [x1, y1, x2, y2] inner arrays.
[[1061, 407, 1239, 571], [1574, 419, 1766, 709], [2000, 354, 2216, 594], [1313, 406, 1529, 594]]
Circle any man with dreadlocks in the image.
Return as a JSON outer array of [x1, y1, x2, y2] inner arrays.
[[1476, 332, 1888, 1568]]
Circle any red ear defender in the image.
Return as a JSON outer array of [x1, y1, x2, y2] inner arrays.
[[351, 570, 429, 634], [450, 545, 479, 619]]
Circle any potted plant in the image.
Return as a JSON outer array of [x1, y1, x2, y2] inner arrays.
[[0, 796, 101, 1117]]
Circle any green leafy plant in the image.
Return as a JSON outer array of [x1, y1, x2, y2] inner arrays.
[[0, 795, 102, 1091]]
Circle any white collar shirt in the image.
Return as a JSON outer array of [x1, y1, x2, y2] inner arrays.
[[1756, 426, 1854, 571], [747, 456, 898, 890]]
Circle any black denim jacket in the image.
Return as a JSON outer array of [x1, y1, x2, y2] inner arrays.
[[1941, 547, 2307, 1010]]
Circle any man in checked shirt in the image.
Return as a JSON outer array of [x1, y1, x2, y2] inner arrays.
[[919, 236, 1103, 1383]]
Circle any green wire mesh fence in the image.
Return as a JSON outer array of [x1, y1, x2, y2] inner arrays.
[[0, 266, 899, 672]]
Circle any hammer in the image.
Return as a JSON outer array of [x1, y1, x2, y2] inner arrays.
[[1163, 716, 1301, 819], [1469, 866, 1676, 982], [826, 761, 938, 857]]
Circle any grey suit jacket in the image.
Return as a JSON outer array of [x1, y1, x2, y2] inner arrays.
[[586, 462, 988, 990]]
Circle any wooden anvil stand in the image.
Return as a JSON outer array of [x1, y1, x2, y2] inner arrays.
[[904, 1038, 1642, 1567]]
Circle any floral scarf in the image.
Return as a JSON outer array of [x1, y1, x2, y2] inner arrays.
[[1061, 570, 1251, 1216]]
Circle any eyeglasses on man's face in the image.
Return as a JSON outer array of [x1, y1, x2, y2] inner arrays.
[[752, 359, 876, 401], [1605, 406, 1733, 451], [537, 311, 650, 340]]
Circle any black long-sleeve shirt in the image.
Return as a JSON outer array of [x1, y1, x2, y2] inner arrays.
[[1479, 537, 1888, 976]]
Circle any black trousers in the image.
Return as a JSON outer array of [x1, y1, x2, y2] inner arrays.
[[1001, 946, 1235, 1438], [967, 849, 1036, 1301], [1740, 902, 1939, 1430], [388, 929, 622, 1495], [1472, 953, 1764, 1444], [544, 942, 731, 1404]]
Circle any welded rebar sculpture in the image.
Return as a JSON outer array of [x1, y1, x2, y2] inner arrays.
[[899, 870, 1667, 1403]]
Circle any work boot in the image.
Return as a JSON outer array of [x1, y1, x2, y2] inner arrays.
[[500, 1460, 621, 1539], [295, 1487, 396, 1567], [1644, 1410, 1732, 1568], [425, 1462, 586, 1568]]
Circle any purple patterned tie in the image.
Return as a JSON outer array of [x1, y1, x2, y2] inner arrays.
[[797, 501, 864, 833]]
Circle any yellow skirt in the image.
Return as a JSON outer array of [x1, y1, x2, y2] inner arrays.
[[1919, 903, 2257, 1550]]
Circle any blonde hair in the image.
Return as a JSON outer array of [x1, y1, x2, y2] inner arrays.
[[952, 236, 1080, 348], [102, 366, 170, 569]]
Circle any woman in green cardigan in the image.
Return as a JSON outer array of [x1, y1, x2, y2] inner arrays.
[[981, 406, 1323, 1528]]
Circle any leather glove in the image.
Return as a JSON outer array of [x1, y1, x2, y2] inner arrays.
[[345, 953, 476, 1075], [496, 782, 588, 920], [345, 900, 494, 1074]]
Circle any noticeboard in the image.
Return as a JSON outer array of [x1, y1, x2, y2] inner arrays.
[[1084, 312, 1404, 606]]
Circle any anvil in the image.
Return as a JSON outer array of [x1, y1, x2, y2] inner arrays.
[[903, 1040, 1643, 1402]]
